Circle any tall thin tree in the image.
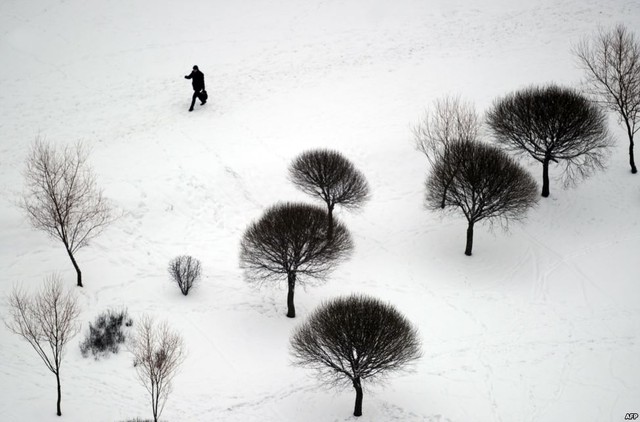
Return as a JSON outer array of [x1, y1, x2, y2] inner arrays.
[[131, 316, 185, 422], [20, 139, 114, 287], [5, 275, 81, 416], [574, 24, 640, 173]]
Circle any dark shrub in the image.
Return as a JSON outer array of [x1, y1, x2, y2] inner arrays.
[[168, 255, 201, 295], [80, 308, 132, 359]]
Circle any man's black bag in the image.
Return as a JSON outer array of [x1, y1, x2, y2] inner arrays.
[[199, 90, 208, 102]]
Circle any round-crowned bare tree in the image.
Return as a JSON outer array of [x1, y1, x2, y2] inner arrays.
[[290, 294, 421, 417], [426, 140, 538, 256], [486, 84, 612, 197], [240, 202, 353, 318], [289, 149, 369, 239]]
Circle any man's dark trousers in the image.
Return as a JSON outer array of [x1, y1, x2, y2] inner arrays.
[[190, 90, 205, 111]]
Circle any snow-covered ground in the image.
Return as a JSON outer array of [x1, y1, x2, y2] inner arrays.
[[1, 0, 639, 421]]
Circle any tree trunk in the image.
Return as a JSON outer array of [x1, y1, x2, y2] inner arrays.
[[327, 204, 334, 240], [440, 187, 447, 209], [541, 157, 551, 197], [286, 272, 296, 318], [621, 115, 638, 173], [353, 378, 363, 417], [464, 221, 474, 256], [152, 383, 159, 422], [629, 135, 637, 174], [56, 372, 62, 416], [65, 247, 83, 287]]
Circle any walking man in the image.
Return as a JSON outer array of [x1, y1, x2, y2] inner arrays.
[[184, 65, 206, 112]]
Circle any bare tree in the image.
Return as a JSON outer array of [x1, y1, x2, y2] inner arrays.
[[486, 84, 612, 197], [413, 95, 481, 208], [290, 294, 421, 417], [426, 140, 538, 256], [413, 94, 481, 165], [20, 138, 114, 287], [131, 316, 185, 422], [5, 275, 81, 416], [573, 24, 640, 174], [289, 149, 369, 239], [168, 255, 201, 296], [239, 202, 353, 318]]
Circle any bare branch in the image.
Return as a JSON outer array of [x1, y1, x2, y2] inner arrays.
[[413, 94, 481, 166]]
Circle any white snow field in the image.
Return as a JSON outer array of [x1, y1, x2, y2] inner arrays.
[[1, 0, 639, 421]]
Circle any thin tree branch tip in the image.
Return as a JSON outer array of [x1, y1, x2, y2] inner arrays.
[[414, 94, 481, 166]]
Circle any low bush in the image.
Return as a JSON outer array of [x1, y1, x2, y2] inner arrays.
[[80, 308, 132, 359], [168, 255, 201, 295]]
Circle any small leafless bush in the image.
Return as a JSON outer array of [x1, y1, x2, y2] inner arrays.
[[168, 255, 201, 296]]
